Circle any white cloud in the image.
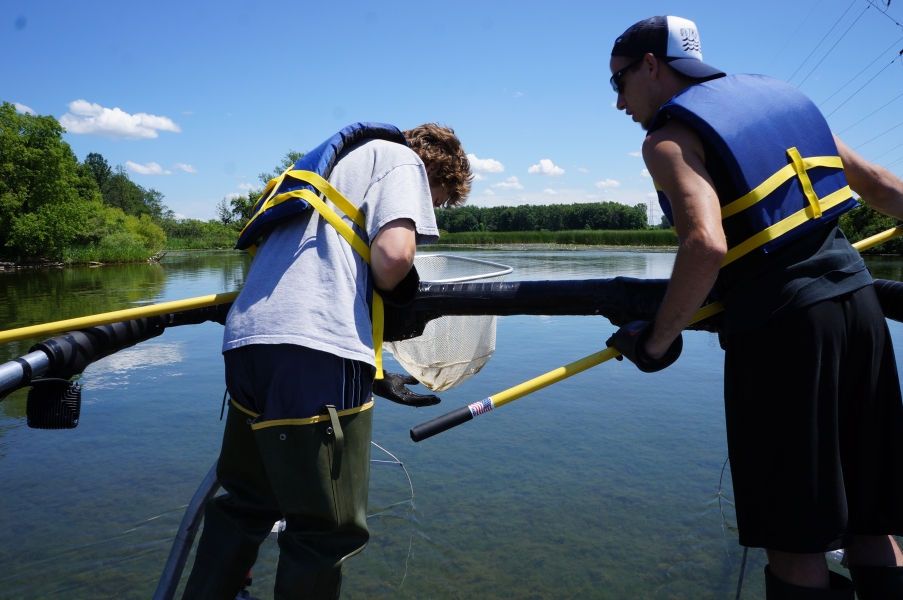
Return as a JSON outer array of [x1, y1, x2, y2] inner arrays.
[[482, 189, 496, 196], [628, 151, 642, 157], [173, 163, 197, 173], [126, 161, 172, 175], [641, 168, 651, 178], [59, 100, 181, 139], [468, 154, 505, 173], [585, 194, 600, 200], [492, 176, 524, 190], [225, 192, 243, 200], [543, 188, 558, 196], [611, 101, 617, 108], [527, 159, 564, 176], [182, 110, 195, 115], [237, 183, 254, 191], [577, 167, 589, 173], [473, 172, 488, 181], [595, 179, 620, 189], [14, 103, 35, 115], [647, 192, 657, 199]]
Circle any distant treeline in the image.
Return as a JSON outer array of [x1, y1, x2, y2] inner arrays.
[[434, 202, 650, 233], [437, 229, 678, 246], [3, 98, 899, 261]]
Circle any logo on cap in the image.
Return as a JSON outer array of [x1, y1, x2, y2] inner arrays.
[[680, 27, 700, 53]]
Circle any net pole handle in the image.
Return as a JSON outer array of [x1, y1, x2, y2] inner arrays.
[[410, 406, 473, 442]]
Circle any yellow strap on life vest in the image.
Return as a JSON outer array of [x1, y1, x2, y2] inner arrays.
[[716, 150, 849, 267], [238, 170, 385, 378], [720, 156, 843, 219], [787, 147, 823, 219], [721, 185, 852, 267]]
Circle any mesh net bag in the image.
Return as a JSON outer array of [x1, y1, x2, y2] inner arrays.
[[383, 254, 512, 392]]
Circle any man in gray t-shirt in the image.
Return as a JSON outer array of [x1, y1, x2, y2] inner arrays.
[[184, 124, 472, 599]]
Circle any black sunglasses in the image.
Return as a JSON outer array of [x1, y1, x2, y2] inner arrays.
[[609, 58, 644, 94]]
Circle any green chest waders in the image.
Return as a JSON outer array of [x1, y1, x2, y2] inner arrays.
[[184, 399, 373, 600]]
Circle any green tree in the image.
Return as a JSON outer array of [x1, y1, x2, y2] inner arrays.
[[0, 102, 100, 260], [258, 150, 305, 186], [839, 198, 903, 254], [215, 198, 234, 226], [84, 152, 112, 189]]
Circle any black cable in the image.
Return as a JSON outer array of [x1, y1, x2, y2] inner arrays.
[[870, 139, 903, 161], [799, 5, 871, 88], [865, 0, 903, 30], [853, 119, 903, 149], [819, 36, 903, 107], [837, 90, 903, 133], [766, 0, 825, 71], [827, 53, 903, 118], [736, 546, 749, 600], [788, 0, 859, 83]]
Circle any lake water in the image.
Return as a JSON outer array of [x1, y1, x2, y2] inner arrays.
[[2, 248, 903, 599]]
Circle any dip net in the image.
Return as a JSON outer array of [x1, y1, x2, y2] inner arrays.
[[383, 254, 512, 392]]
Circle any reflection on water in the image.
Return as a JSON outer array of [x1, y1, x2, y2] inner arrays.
[[0, 248, 901, 599]]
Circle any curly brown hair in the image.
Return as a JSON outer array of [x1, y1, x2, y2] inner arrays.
[[403, 123, 472, 208]]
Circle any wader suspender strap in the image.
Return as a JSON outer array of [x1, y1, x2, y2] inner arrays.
[[325, 405, 343, 479], [241, 168, 386, 379], [718, 150, 851, 267]]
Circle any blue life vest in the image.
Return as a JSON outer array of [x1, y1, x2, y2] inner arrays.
[[649, 74, 857, 271], [235, 122, 407, 251]]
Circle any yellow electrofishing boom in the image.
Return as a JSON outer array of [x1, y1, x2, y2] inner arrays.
[[409, 224, 903, 442]]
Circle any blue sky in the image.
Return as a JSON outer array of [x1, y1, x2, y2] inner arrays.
[[3, 0, 903, 223]]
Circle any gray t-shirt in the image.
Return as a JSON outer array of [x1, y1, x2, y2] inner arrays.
[[222, 139, 439, 365]]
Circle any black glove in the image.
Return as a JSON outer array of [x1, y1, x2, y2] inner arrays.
[[605, 320, 682, 373], [378, 265, 420, 307], [372, 372, 441, 407]]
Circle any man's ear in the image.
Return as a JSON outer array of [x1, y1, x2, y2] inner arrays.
[[645, 53, 660, 80]]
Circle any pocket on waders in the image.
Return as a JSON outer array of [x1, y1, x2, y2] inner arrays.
[[250, 402, 373, 536]]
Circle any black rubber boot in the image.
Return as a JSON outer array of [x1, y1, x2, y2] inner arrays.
[[765, 566, 855, 599], [849, 565, 903, 599]]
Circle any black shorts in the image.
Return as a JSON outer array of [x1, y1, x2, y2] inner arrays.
[[724, 284, 903, 552]]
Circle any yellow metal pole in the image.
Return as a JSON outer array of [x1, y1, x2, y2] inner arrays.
[[411, 223, 903, 441], [0, 291, 238, 345]]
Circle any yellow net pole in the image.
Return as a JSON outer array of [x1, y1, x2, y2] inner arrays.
[[410, 223, 903, 441]]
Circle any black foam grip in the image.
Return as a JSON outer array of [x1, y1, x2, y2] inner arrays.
[[874, 279, 903, 323], [410, 405, 474, 442]]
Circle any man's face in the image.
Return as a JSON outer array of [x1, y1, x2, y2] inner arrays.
[[425, 163, 449, 207], [429, 182, 449, 208], [610, 54, 658, 131]]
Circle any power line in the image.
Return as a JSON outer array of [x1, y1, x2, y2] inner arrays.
[[838, 90, 903, 133], [864, 0, 903, 30], [766, 0, 825, 71], [818, 35, 903, 107], [799, 5, 871, 88], [788, 0, 859, 83], [870, 139, 903, 161], [826, 51, 903, 117], [853, 119, 903, 149]]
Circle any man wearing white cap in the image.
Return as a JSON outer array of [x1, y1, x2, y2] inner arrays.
[[607, 15, 903, 600]]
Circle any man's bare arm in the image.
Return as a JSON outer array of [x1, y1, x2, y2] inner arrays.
[[643, 120, 727, 358], [835, 134, 903, 220], [371, 218, 416, 292]]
